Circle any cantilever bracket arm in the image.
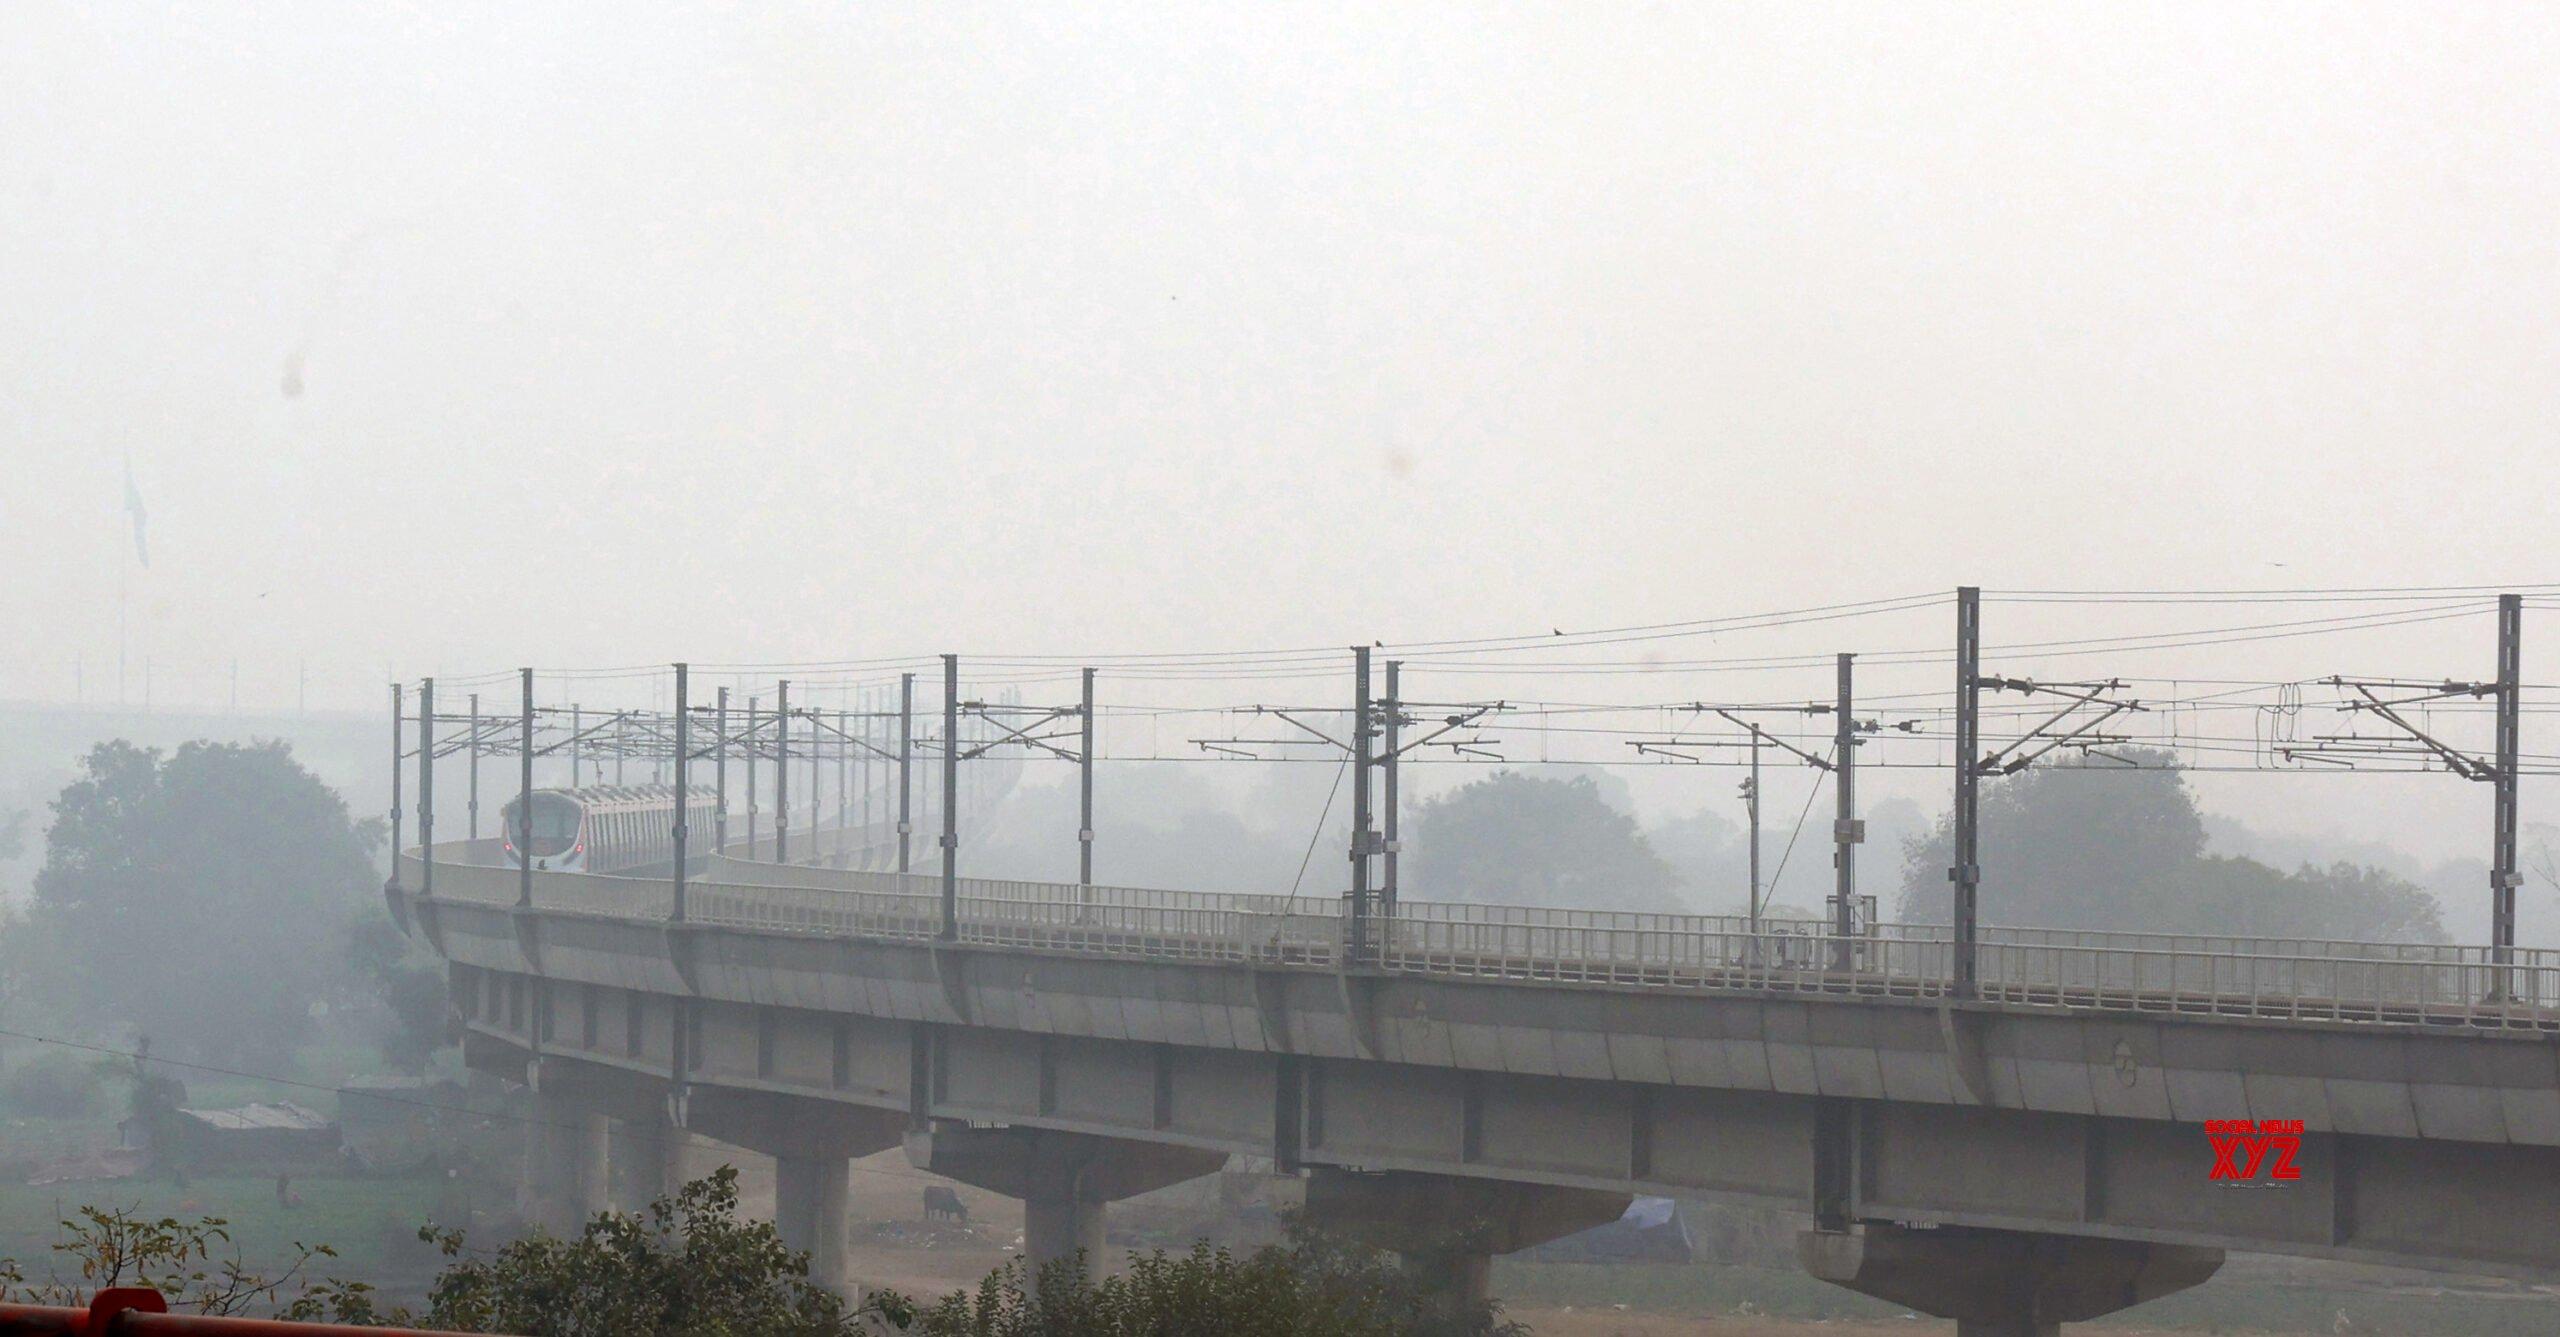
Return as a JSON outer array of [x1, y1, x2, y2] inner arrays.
[[1386, 701, 1503, 761], [1629, 741, 1716, 764], [1983, 700, 2140, 775], [1707, 709, 1835, 771], [1259, 708, 1349, 754], [2338, 682, 2495, 780], [958, 705, 1082, 763]]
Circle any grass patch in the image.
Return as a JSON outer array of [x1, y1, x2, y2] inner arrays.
[[0, 1173, 449, 1282]]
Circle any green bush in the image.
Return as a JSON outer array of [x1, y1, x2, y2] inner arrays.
[[887, 1221, 1522, 1337]]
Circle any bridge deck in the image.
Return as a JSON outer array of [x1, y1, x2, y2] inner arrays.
[[400, 847, 2560, 1033]]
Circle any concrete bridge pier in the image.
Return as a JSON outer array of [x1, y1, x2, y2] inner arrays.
[[518, 1059, 671, 1231], [1798, 1224, 2224, 1336], [1304, 1169, 1632, 1312], [516, 1083, 605, 1233], [572, 1111, 611, 1222], [774, 1156, 851, 1285], [903, 1126, 1228, 1283], [610, 1111, 690, 1211], [679, 1089, 907, 1296]]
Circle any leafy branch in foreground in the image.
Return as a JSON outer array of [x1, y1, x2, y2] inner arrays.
[[0, 1203, 383, 1322]]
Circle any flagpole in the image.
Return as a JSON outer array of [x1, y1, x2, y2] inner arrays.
[[117, 547, 128, 708]]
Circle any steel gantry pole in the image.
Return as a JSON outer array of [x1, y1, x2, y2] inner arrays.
[[1349, 647, 1375, 965], [941, 655, 960, 939], [2492, 592, 2524, 993], [389, 682, 405, 867], [468, 692, 483, 842], [1951, 586, 1983, 998], [416, 679, 435, 899], [714, 686, 730, 854], [1831, 653, 1860, 972], [1382, 660, 1402, 917], [744, 694, 760, 855], [1079, 667, 1097, 891], [774, 680, 791, 865], [571, 704, 583, 788], [899, 673, 915, 874], [1745, 724, 1763, 932], [672, 663, 689, 924], [517, 668, 535, 909]]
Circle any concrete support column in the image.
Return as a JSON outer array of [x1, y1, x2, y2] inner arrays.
[[516, 1084, 580, 1232], [1020, 1180, 1107, 1276], [679, 1089, 901, 1299], [618, 1115, 689, 1210], [775, 1156, 853, 1294], [1799, 1224, 2223, 1336], [572, 1112, 611, 1223], [905, 1126, 1227, 1287], [1304, 1169, 1629, 1312]]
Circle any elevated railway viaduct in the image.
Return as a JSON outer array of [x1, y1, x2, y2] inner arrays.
[[391, 840, 2560, 1337]]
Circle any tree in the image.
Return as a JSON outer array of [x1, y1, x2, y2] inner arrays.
[[1406, 771, 1681, 911], [1648, 805, 1750, 911], [343, 911, 453, 1073], [418, 1168, 863, 1336], [1898, 750, 2444, 941], [25, 740, 385, 1069]]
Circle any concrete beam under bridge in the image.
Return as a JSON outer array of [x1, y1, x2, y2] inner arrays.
[[513, 1058, 902, 1295], [1799, 1224, 2223, 1337], [904, 1126, 1227, 1281], [1304, 1169, 1632, 1311]]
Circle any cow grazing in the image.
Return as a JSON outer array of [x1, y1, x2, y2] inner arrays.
[[922, 1185, 968, 1222]]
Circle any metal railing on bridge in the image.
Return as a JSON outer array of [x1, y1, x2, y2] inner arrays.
[[398, 845, 2560, 1032]]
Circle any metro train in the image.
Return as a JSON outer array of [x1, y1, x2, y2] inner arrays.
[[498, 784, 722, 874]]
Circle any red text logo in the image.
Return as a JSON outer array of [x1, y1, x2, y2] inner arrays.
[[2204, 1119, 2303, 1185]]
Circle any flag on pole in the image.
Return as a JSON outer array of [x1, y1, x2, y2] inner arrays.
[[123, 457, 149, 567]]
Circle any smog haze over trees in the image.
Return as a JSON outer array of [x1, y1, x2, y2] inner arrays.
[[13, 739, 436, 1073], [1896, 749, 2447, 941]]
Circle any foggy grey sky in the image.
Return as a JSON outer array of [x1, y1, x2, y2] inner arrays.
[[7, 3, 2555, 673], [4, 4, 2558, 870]]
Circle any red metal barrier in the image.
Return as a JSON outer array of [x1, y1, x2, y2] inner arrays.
[[0, 1289, 494, 1336]]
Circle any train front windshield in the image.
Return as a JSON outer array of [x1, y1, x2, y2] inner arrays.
[[507, 793, 583, 857]]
